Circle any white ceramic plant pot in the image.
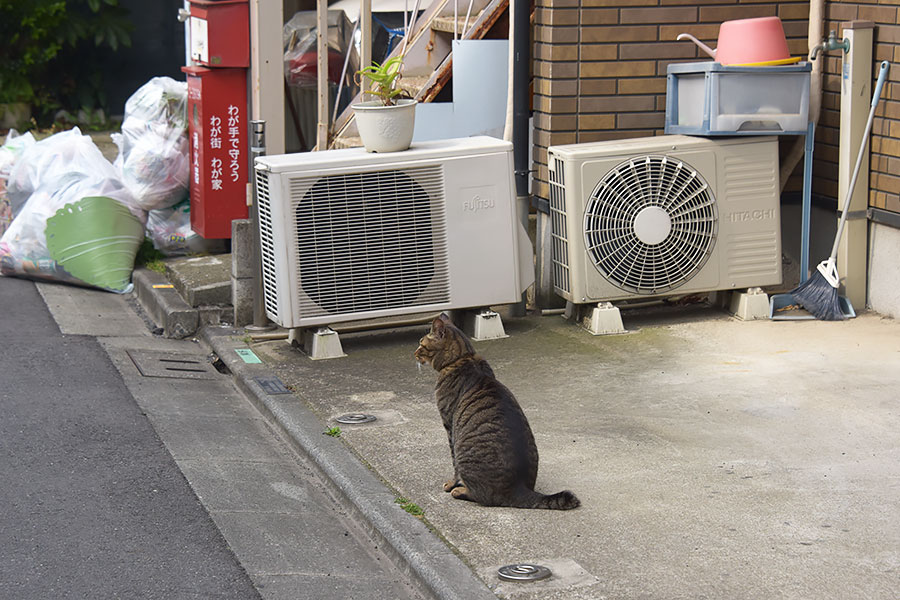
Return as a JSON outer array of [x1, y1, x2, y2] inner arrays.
[[352, 98, 417, 153]]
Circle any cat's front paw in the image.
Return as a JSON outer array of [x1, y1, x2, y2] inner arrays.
[[443, 478, 462, 492]]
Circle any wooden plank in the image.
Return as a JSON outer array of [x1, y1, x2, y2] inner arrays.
[[316, 0, 329, 150], [415, 0, 509, 103], [330, 0, 510, 146], [249, 0, 285, 154], [331, 0, 454, 139]]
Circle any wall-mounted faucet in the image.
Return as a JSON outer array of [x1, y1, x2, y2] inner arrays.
[[810, 30, 850, 60]]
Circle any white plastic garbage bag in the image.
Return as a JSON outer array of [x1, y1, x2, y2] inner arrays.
[[0, 129, 36, 237], [146, 198, 225, 257], [0, 128, 146, 293], [6, 128, 124, 216], [112, 77, 190, 211]]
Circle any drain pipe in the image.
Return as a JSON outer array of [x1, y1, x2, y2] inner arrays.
[[512, 0, 530, 205], [503, 0, 531, 316]]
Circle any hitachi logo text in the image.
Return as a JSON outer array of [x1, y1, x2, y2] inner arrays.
[[463, 195, 495, 212], [728, 209, 775, 222]]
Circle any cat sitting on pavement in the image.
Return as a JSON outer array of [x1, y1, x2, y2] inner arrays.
[[414, 314, 580, 510]]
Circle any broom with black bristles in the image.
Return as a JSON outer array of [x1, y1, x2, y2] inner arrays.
[[792, 60, 890, 320]]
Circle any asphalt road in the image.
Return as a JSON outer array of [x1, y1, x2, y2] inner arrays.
[[0, 277, 260, 599]]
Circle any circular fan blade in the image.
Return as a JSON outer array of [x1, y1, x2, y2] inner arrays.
[[583, 155, 717, 295]]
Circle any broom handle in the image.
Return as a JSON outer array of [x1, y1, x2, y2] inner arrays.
[[829, 61, 890, 260]]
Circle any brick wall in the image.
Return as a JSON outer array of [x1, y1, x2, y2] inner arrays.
[[532, 0, 900, 214], [820, 3, 900, 213]]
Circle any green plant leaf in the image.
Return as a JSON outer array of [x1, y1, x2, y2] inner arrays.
[[356, 55, 408, 106]]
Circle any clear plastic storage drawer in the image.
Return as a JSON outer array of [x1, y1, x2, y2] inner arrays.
[[665, 61, 811, 136]]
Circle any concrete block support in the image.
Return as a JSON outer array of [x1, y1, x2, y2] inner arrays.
[[729, 287, 771, 321], [582, 302, 626, 335], [230, 219, 255, 280], [287, 327, 347, 360], [231, 219, 255, 327], [231, 275, 254, 327], [461, 309, 508, 341]]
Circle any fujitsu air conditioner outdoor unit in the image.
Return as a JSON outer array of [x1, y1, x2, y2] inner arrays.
[[547, 135, 782, 304], [253, 136, 533, 328]]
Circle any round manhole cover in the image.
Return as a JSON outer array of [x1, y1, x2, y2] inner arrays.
[[335, 413, 377, 424], [497, 563, 552, 582]]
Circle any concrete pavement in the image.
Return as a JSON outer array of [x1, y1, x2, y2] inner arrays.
[[28, 280, 431, 600], [0, 276, 260, 599], [229, 303, 899, 599], [58, 260, 900, 599]]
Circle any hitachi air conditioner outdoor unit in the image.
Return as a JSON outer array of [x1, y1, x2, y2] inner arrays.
[[547, 135, 782, 304], [253, 136, 533, 328]]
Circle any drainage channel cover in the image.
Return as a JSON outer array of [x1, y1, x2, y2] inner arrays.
[[254, 375, 291, 395], [127, 349, 222, 380]]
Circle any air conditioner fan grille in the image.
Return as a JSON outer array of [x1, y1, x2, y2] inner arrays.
[[293, 167, 449, 317], [584, 154, 717, 295]]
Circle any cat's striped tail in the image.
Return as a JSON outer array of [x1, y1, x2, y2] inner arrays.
[[518, 489, 580, 510]]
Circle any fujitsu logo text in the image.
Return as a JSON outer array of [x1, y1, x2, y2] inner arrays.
[[463, 195, 495, 212]]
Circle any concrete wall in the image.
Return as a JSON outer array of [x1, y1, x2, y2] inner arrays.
[[868, 222, 900, 318]]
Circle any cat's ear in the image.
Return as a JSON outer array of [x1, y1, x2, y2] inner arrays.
[[432, 315, 447, 337]]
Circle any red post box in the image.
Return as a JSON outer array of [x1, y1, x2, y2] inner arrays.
[[182, 65, 249, 239], [188, 0, 249, 68]]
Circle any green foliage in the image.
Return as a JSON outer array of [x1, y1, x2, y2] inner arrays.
[[356, 56, 411, 107], [0, 0, 133, 125], [324, 426, 342, 438], [0, 1, 66, 104], [394, 497, 424, 516], [134, 238, 166, 272]]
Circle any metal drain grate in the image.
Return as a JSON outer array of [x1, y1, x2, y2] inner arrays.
[[127, 349, 222, 380]]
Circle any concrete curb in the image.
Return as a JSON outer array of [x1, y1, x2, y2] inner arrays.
[[132, 268, 231, 339], [132, 268, 199, 338], [199, 325, 497, 600]]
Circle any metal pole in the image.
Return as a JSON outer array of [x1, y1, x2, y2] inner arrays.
[[247, 120, 275, 331]]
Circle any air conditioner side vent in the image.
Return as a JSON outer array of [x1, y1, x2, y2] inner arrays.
[[254, 169, 279, 318], [548, 156, 570, 294]]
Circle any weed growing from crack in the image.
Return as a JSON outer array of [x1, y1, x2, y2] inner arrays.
[[395, 497, 424, 516]]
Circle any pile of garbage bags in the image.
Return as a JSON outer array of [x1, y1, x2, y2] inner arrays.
[[0, 77, 217, 293]]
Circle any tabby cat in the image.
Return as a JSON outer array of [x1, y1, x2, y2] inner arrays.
[[414, 314, 580, 510]]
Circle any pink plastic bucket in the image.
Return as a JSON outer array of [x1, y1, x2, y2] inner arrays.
[[716, 17, 793, 66], [678, 16, 797, 66]]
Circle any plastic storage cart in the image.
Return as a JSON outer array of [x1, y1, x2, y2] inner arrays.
[[665, 61, 811, 136]]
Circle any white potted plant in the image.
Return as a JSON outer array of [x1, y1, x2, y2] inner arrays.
[[352, 56, 417, 152]]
